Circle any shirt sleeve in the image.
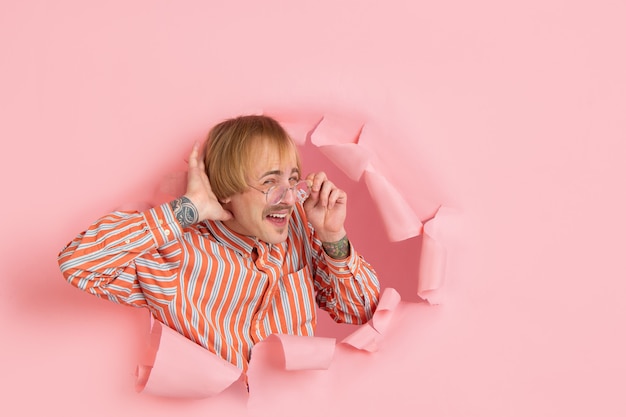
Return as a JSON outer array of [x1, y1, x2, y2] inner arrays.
[[295, 206, 380, 324], [57, 203, 184, 307]]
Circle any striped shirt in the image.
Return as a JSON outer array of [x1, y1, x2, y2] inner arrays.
[[58, 202, 380, 370]]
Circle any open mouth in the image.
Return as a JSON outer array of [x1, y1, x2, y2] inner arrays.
[[265, 211, 289, 227]]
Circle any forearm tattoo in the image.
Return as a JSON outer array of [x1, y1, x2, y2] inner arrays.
[[170, 196, 199, 228], [322, 235, 350, 259]]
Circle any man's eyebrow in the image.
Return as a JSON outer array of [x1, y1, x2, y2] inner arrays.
[[259, 169, 282, 178], [258, 168, 300, 178]]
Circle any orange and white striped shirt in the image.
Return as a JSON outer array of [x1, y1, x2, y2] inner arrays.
[[58, 202, 380, 370]]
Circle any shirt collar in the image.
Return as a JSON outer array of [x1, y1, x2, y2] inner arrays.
[[203, 220, 258, 256], [202, 206, 304, 257]]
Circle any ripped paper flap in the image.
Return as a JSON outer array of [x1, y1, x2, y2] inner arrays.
[[135, 316, 242, 398], [363, 168, 423, 241], [340, 287, 401, 352], [256, 334, 336, 371], [417, 206, 457, 304]]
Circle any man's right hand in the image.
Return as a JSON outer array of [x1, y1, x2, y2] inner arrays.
[[174, 142, 232, 227]]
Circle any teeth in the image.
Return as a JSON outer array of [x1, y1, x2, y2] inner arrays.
[[268, 213, 287, 219]]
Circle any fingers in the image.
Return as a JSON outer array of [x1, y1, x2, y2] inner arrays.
[[317, 180, 343, 209], [306, 172, 331, 195], [328, 187, 347, 209], [188, 142, 201, 170], [187, 142, 210, 188], [305, 172, 346, 209]]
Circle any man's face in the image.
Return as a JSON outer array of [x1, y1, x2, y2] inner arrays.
[[222, 141, 300, 244]]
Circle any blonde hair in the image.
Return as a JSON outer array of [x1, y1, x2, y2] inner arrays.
[[203, 115, 302, 201]]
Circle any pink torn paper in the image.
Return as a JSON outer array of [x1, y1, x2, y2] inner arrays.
[[304, 113, 454, 301], [309, 114, 373, 181], [252, 334, 336, 371], [264, 109, 323, 146], [307, 115, 423, 241], [134, 316, 337, 398], [245, 334, 336, 413], [135, 315, 243, 398], [417, 206, 456, 304], [363, 167, 423, 241], [309, 113, 364, 148], [340, 287, 401, 352]]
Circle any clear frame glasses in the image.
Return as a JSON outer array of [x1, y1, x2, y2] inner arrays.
[[249, 180, 311, 206]]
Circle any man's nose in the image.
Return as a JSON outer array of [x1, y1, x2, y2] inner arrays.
[[278, 186, 297, 205]]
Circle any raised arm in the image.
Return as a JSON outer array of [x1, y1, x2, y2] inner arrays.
[[300, 172, 380, 324], [58, 143, 232, 306]]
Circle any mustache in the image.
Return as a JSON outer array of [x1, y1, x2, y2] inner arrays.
[[263, 204, 292, 216]]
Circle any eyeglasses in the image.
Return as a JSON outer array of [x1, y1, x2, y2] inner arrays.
[[249, 180, 311, 206]]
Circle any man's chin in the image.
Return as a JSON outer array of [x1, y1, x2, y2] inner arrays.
[[260, 229, 289, 245]]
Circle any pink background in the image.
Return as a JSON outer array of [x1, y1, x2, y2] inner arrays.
[[2, 0, 625, 415]]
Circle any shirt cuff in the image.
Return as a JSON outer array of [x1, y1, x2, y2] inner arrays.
[[323, 242, 359, 279], [142, 202, 185, 247]]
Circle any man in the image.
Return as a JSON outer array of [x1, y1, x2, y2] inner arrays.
[[58, 115, 380, 371]]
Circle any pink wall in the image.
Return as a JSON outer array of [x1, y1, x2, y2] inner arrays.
[[2, 0, 625, 415]]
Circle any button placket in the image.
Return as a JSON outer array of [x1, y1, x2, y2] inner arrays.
[[254, 241, 268, 269], [252, 241, 281, 335]]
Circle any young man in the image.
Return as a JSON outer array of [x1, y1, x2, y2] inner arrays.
[[58, 115, 380, 371]]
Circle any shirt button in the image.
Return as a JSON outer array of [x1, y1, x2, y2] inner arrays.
[[164, 229, 170, 236], [158, 218, 163, 225], [124, 239, 130, 244]]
